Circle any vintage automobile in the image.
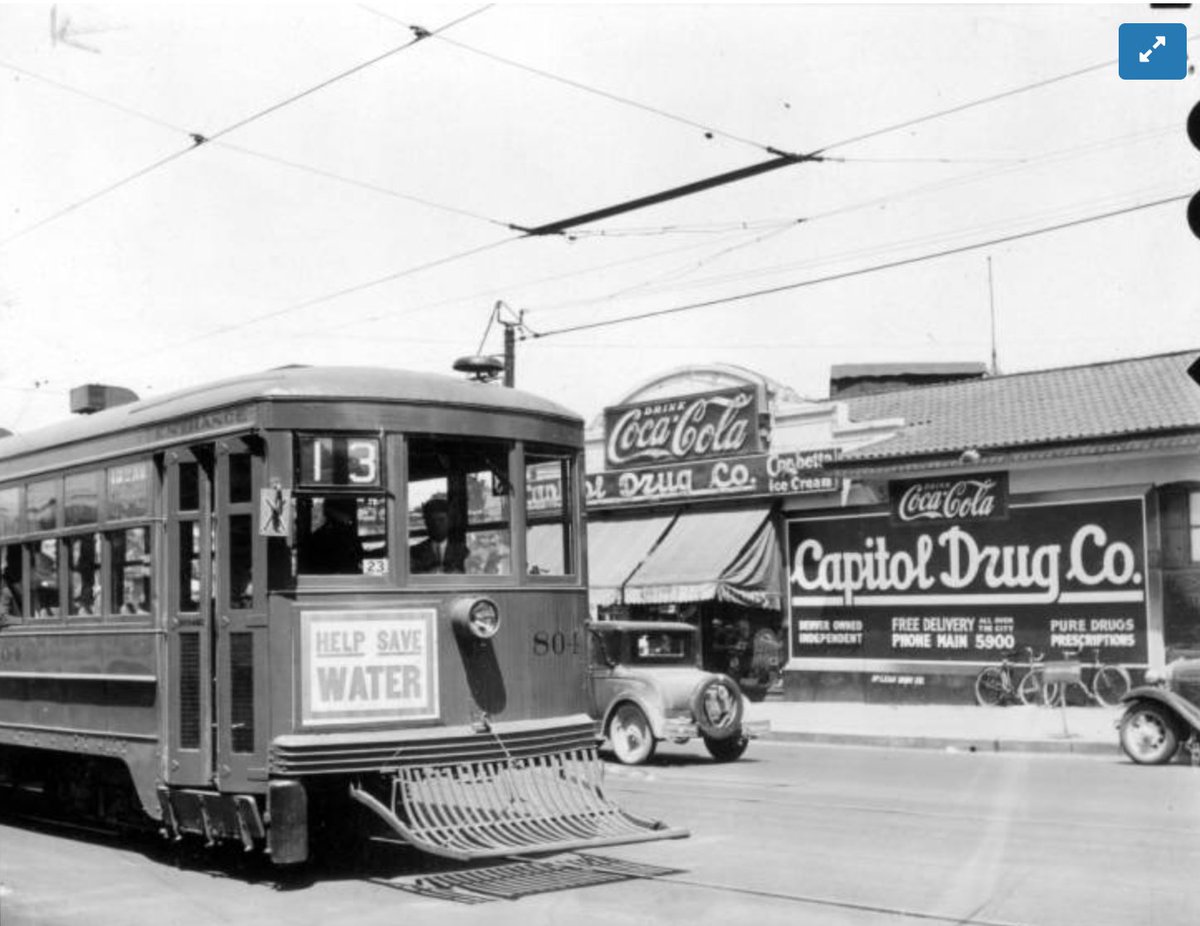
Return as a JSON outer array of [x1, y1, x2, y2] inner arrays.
[[587, 620, 768, 765], [1118, 656, 1200, 765]]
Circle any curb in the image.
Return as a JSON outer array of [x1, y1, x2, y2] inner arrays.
[[758, 730, 1121, 756]]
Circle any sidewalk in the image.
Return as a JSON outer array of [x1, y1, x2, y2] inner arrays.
[[743, 700, 1125, 756]]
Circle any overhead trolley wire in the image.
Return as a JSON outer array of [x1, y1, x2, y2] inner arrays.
[[526, 192, 1192, 340], [0, 59, 514, 231], [93, 234, 522, 374], [358, 3, 778, 155], [499, 46, 1147, 237], [0, 4, 493, 249], [171, 47, 1179, 354]]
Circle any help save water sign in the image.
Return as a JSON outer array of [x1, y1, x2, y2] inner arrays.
[[301, 609, 438, 725]]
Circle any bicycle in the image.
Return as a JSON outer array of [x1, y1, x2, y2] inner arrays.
[[1037, 648, 1132, 708], [974, 646, 1046, 707]]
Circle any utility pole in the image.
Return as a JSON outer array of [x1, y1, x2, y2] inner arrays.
[[987, 255, 999, 375]]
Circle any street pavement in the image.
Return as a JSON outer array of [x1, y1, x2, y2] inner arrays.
[[744, 699, 1126, 756]]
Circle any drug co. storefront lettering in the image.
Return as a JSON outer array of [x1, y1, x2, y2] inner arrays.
[[787, 497, 1149, 663]]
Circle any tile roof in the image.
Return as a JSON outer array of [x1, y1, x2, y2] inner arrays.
[[840, 349, 1200, 461]]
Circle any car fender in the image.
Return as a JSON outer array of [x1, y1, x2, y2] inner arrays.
[[1121, 687, 1200, 734], [600, 690, 670, 741]]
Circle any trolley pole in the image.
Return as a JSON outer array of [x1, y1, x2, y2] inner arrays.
[[503, 320, 515, 388]]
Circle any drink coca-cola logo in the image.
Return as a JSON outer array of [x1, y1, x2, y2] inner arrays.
[[889, 472, 1008, 524], [604, 388, 760, 467]]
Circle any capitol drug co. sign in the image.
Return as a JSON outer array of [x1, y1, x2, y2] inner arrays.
[[603, 387, 762, 468]]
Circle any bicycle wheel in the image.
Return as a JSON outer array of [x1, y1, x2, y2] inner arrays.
[[1018, 670, 1051, 706], [1092, 665, 1131, 707], [974, 666, 1008, 706]]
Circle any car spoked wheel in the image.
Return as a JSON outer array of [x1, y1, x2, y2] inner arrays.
[[608, 703, 656, 765], [692, 677, 744, 741], [1119, 704, 1180, 765]]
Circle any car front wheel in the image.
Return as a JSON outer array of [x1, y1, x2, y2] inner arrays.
[[1119, 703, 1181, 765], [704, 732, 749, 762], [608, 703, 656, 765]]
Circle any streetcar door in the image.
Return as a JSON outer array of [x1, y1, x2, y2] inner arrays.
[[212, 437, 268, 791], [164, 446, 216, 786]]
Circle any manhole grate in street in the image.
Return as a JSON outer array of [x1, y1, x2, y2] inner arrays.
[[379, 853, 684, 904]]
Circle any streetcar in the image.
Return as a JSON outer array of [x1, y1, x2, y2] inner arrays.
[[0, 366, 685, 864]]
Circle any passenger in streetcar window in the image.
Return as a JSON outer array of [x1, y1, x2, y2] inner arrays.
[[302, 496, 364, 575], [410, 498, 468, 574], [32, 540, 59, 617], [0, 564, 20, 622]]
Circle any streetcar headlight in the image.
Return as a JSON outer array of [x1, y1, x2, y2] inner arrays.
[[449, 597, 501, 639]]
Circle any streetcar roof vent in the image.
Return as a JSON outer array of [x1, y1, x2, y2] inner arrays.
[[69, 383, 140, 415]]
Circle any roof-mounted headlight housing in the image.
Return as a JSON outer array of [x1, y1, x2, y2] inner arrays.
[[449, 596, 501, 640]]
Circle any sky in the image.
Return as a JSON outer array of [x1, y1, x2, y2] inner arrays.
[[1, 1, 1198, 433]]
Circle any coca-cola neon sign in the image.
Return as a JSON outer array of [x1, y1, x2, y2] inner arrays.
[[604, 387, 761, 468], [889, 472, 1008, 525]]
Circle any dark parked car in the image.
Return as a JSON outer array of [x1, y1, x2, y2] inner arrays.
[[1118, 657, 1200, 765], [587, 620, 768, 765]]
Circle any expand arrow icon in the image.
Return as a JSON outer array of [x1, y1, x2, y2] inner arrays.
[[1139, 35, 1166, 63]]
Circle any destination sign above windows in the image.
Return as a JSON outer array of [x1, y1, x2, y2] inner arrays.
[[297, 435, 382, 487]]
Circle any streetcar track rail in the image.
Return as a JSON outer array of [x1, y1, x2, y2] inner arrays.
[[373, 847, 1034, 923]]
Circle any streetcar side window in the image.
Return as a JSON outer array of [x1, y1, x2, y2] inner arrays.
[[0, 487, 19, 537], [525, 451, 576, 576], [64, 471, 101, 527], [26, 479, 59, 532], [67, 532, 101, 617], [407, 437, 512, 576], [0, 543, 23, 620], [0, 491, 21, 621], [29, 538, 59, 617], [111, 527, 152, 615], [108, 462, 152, 520]]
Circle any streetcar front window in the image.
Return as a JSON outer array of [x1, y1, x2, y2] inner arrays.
[[525, 451, 575, 576], [408, 437, 512, 576], [296, 495, 388, 576]]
